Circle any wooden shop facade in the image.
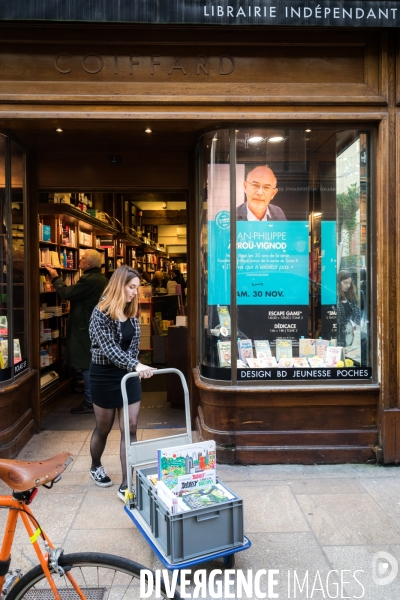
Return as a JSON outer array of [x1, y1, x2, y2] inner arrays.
[[0, 1, 399, 464]]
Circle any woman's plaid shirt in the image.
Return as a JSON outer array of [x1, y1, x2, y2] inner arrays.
[[89, 306, 140, 371]]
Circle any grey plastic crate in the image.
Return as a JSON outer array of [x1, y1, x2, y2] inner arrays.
[[136, 466, 157, 527], [136, 468, 244, 563]]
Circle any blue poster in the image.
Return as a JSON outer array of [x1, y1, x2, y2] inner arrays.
[[321, 221, 337, 305], [207, 211, 231, 306], [208, 219, 309, 305]]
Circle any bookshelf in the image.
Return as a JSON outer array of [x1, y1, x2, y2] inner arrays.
[[38, 205, 118, 400]]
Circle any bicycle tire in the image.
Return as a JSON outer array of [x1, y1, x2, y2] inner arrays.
[[7, 552, 181, 599]]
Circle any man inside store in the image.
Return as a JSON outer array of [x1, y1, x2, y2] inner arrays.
[[172, 269, 187, 303], [46, 249, 108, 414], [237, 165, 286, 221]]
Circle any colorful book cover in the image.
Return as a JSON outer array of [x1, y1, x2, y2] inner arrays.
[[254, 340, 272, 359], [236, 359, 248, 368], [42, 224, 51, 241], [162, 469, 217, 495], [299, 338, 316, 358], [275, 339, 293, 361], [13, 339, 22, 364], [217, 305, 231, 330], [157, 440, 216, 482], [180, 483, 235, 511], [278, 357, 294, 368], [139, 286, 152, 303], [217, 340, 231, 367], [308, 356, 326, 367], [0, 339, 8, 368], [139, 309, 151, 325], [237, 339, 253, 363], [246, 357, 277, 368], [315, 339, 330, 359], [0, 316, 8, 337], [292, 357, 309, 368], [324, 346, 344, 367]]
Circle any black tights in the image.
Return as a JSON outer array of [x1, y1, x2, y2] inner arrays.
[[90, 401, 141, 486]]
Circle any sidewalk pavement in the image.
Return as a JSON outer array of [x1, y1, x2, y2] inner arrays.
[[2, 393, 400, 599]]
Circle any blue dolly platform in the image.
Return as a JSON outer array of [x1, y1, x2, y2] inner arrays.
[[121, 368, 251, 571]]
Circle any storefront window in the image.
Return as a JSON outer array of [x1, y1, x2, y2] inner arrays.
[[199, 127, 372, 383], [0, 136, 28, 382]]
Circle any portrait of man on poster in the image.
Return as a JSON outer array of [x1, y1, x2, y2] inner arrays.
[[236, 165, 287, 221]]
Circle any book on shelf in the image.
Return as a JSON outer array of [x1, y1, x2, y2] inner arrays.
[[254, 340, 272, 359], [13, 339, 22, 364], [41, 224, 51, 242], [315, 339, 330, 359], [236, 359, 248, 368], [0, 338, 22, 368], [324, 346, 344, 367], [217, 340, 231, 367], [139, 286, 152, 303], [61, 225, 76, 247], [237, 338, 253, 363], [139, 309, 151, 325], [78, 231, 93, 246], [40, 274, 54, 293], [40, 247, 50, 266], [278, 357, 294, 367], [275, 339, 293, 361], [0, 316, 7, 336], [308, 356, 326, 367], [50, 251, 61, 267], [62, 272, 79, 286], [151, 316, 162, 336], [292, 357, 309, 368], [217, 305, 231, 330], [298, 338, 316, 358], [157, 440, 216, 482], [246, 356, 278, 368]]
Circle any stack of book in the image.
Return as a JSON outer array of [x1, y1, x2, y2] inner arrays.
[[45, 306, 63, 316], [139, 324, 151, 350], [151, 440, 235, 513]]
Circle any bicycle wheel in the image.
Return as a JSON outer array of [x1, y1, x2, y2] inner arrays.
[[7, 552, 180, 599]]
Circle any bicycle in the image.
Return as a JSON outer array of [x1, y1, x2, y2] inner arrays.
[[0, 451, 180, 599]]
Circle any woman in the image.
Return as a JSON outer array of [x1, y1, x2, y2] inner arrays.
[[88, 266, 155, 500], [336, 270, 361, 348]]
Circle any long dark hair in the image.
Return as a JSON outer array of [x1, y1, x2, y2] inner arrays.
[[337, 270, 357, 302]]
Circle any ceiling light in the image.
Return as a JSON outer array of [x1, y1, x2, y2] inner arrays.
[[248, 136, 264, 144], [305, 129, 312, 133], [267, 136, 285, 143], [145, 128, 152, 134], [55, 128, 63, 133]]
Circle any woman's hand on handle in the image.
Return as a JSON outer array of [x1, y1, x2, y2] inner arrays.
[[134, 363, 157, 379]]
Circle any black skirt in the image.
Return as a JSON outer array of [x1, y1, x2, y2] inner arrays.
[[89, 362, 141, 408]]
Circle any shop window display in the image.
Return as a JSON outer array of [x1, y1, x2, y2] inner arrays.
[[0, 136, 28, 382], [199, 128, 372, 382]]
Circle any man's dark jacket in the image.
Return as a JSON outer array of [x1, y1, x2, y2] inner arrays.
[[52, 267, 108, 369]]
